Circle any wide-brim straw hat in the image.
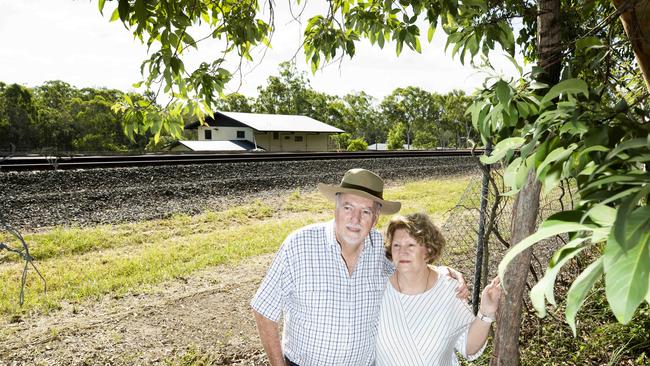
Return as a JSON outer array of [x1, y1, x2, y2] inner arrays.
[[317, 168, 401, 215]]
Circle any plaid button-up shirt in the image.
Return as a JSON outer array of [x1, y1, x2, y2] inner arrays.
[[251, 220, 392, 366]]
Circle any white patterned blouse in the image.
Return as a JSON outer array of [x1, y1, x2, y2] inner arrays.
[[375, 267, 486, 366]]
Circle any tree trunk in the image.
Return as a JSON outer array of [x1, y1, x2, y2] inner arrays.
[[490, 170, 542, 366], [612, 0, 650, 91], [537, 0, 563, 85], [490, 0, 562, 363]]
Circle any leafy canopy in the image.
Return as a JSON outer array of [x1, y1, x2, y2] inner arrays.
[[99, 0, 649, 334]]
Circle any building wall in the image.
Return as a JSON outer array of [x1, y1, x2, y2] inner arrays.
[[306, 133, 328, 151], [268, 132, 283, 151], [254, 132, 270, 150], [253, 132, 333, 152], [196, 128, 335, 152], [198, 126, 253, 141], [280, 133, 306, 151]]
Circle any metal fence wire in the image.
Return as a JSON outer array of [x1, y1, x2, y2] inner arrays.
[[441, 164, 576, 314], [0, 151, 48, 307]]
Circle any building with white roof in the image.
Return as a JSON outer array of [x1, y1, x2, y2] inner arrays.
[[181, 111, 344, 152]]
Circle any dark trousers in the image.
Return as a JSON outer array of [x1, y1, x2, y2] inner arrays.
[[284, 356, 299, 366]]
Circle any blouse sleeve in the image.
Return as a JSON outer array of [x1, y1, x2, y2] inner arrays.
[[453, 299, 487, 360]]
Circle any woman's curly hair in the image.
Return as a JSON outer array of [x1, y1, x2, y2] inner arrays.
[[385, 212, 445, 264]]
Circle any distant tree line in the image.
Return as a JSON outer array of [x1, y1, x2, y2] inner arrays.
[[217, 63, 476, 150], [0, 63, 475, 153], [0, 80, 152, 153]]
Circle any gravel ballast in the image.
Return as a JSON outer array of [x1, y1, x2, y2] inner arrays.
[[1, 156, 478, 228]]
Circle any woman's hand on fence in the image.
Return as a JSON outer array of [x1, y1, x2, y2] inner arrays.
[[479, 277, 501, 317]]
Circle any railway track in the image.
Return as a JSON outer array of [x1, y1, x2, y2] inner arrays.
[[0, 150, 482, 171]]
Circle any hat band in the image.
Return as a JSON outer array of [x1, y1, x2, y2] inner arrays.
[[340, 181, 383, 200]]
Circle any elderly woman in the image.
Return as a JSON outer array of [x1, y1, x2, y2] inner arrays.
[[375, 212, 501, 365]]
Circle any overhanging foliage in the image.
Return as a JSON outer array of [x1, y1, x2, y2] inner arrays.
[[96, 0, 649, 338]]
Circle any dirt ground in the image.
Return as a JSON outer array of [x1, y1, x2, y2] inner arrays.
[[0, 254, 275, 366]]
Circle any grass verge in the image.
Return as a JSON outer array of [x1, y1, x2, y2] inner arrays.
[[0, 175, 473, 316]]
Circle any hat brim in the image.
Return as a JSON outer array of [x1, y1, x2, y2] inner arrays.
[[317, 183, 401, 215]]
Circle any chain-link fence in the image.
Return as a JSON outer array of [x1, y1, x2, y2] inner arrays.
[[441, 163, 576, 313]]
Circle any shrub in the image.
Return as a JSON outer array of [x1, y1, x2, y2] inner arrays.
[[346, 138, 368, 151]]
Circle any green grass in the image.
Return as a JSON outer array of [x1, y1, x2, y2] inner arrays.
[[0, 175, 473, 317], [163, 345, 219, 366]]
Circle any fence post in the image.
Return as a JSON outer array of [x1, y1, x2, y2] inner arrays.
[[472, 141, 492, 314]]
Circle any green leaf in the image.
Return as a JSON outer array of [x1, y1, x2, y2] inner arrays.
[[530, 238, 587, 318], [614, 189, 650, 252], [628, 153, 650, 163], [566, 257, 604, 335], [604, 227, 650, 324], [466, 34, 479, 57], [583, 174, 650, 191], [606, 138, 648, 160], [578, 161, 596, 176], [626, 205, 650, 245], [478, 107, 492, 139], [134, 0, 146, 23], [495, 80, 511, 107], [445, 31, 464, 52], [516, 101, 530, 119], [559, 120, 589, 137], [541, 79, 589, 105], [109, 8, 120, 22], [480, 137, 525, 164], [577, 145, 609, 159], [118, 0, 130, 23], [503, 156, 522, 190], [549, 237, 590, 268], [414, 37, 422, 53], [498, 211, 598, 281], [98, 0, 107, 14], [585, 204, 616, 228], [597, 186, 645, 207], [470, 102, 488, 132], [506, 106, 522, 127], [542, 165, 563, 193], [311, 53, 320, 73], [537, 144, 577, 178], [531, 237, 588, 317], [427, 25, 435, 42], [514, 153, 536, 191], [576, 36, 604, 51], [529, 81, 549, 90]]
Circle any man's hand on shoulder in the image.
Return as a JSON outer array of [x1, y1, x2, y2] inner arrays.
[[440, 266, 469, 300]]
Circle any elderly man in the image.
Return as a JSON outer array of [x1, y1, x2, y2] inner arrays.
[[251, 168, 465, 366]]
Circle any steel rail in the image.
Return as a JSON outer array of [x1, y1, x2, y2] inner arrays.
[[0, 150, 482, 171]]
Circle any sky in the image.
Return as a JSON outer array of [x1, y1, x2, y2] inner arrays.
[[0, 0, 522, 100]]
